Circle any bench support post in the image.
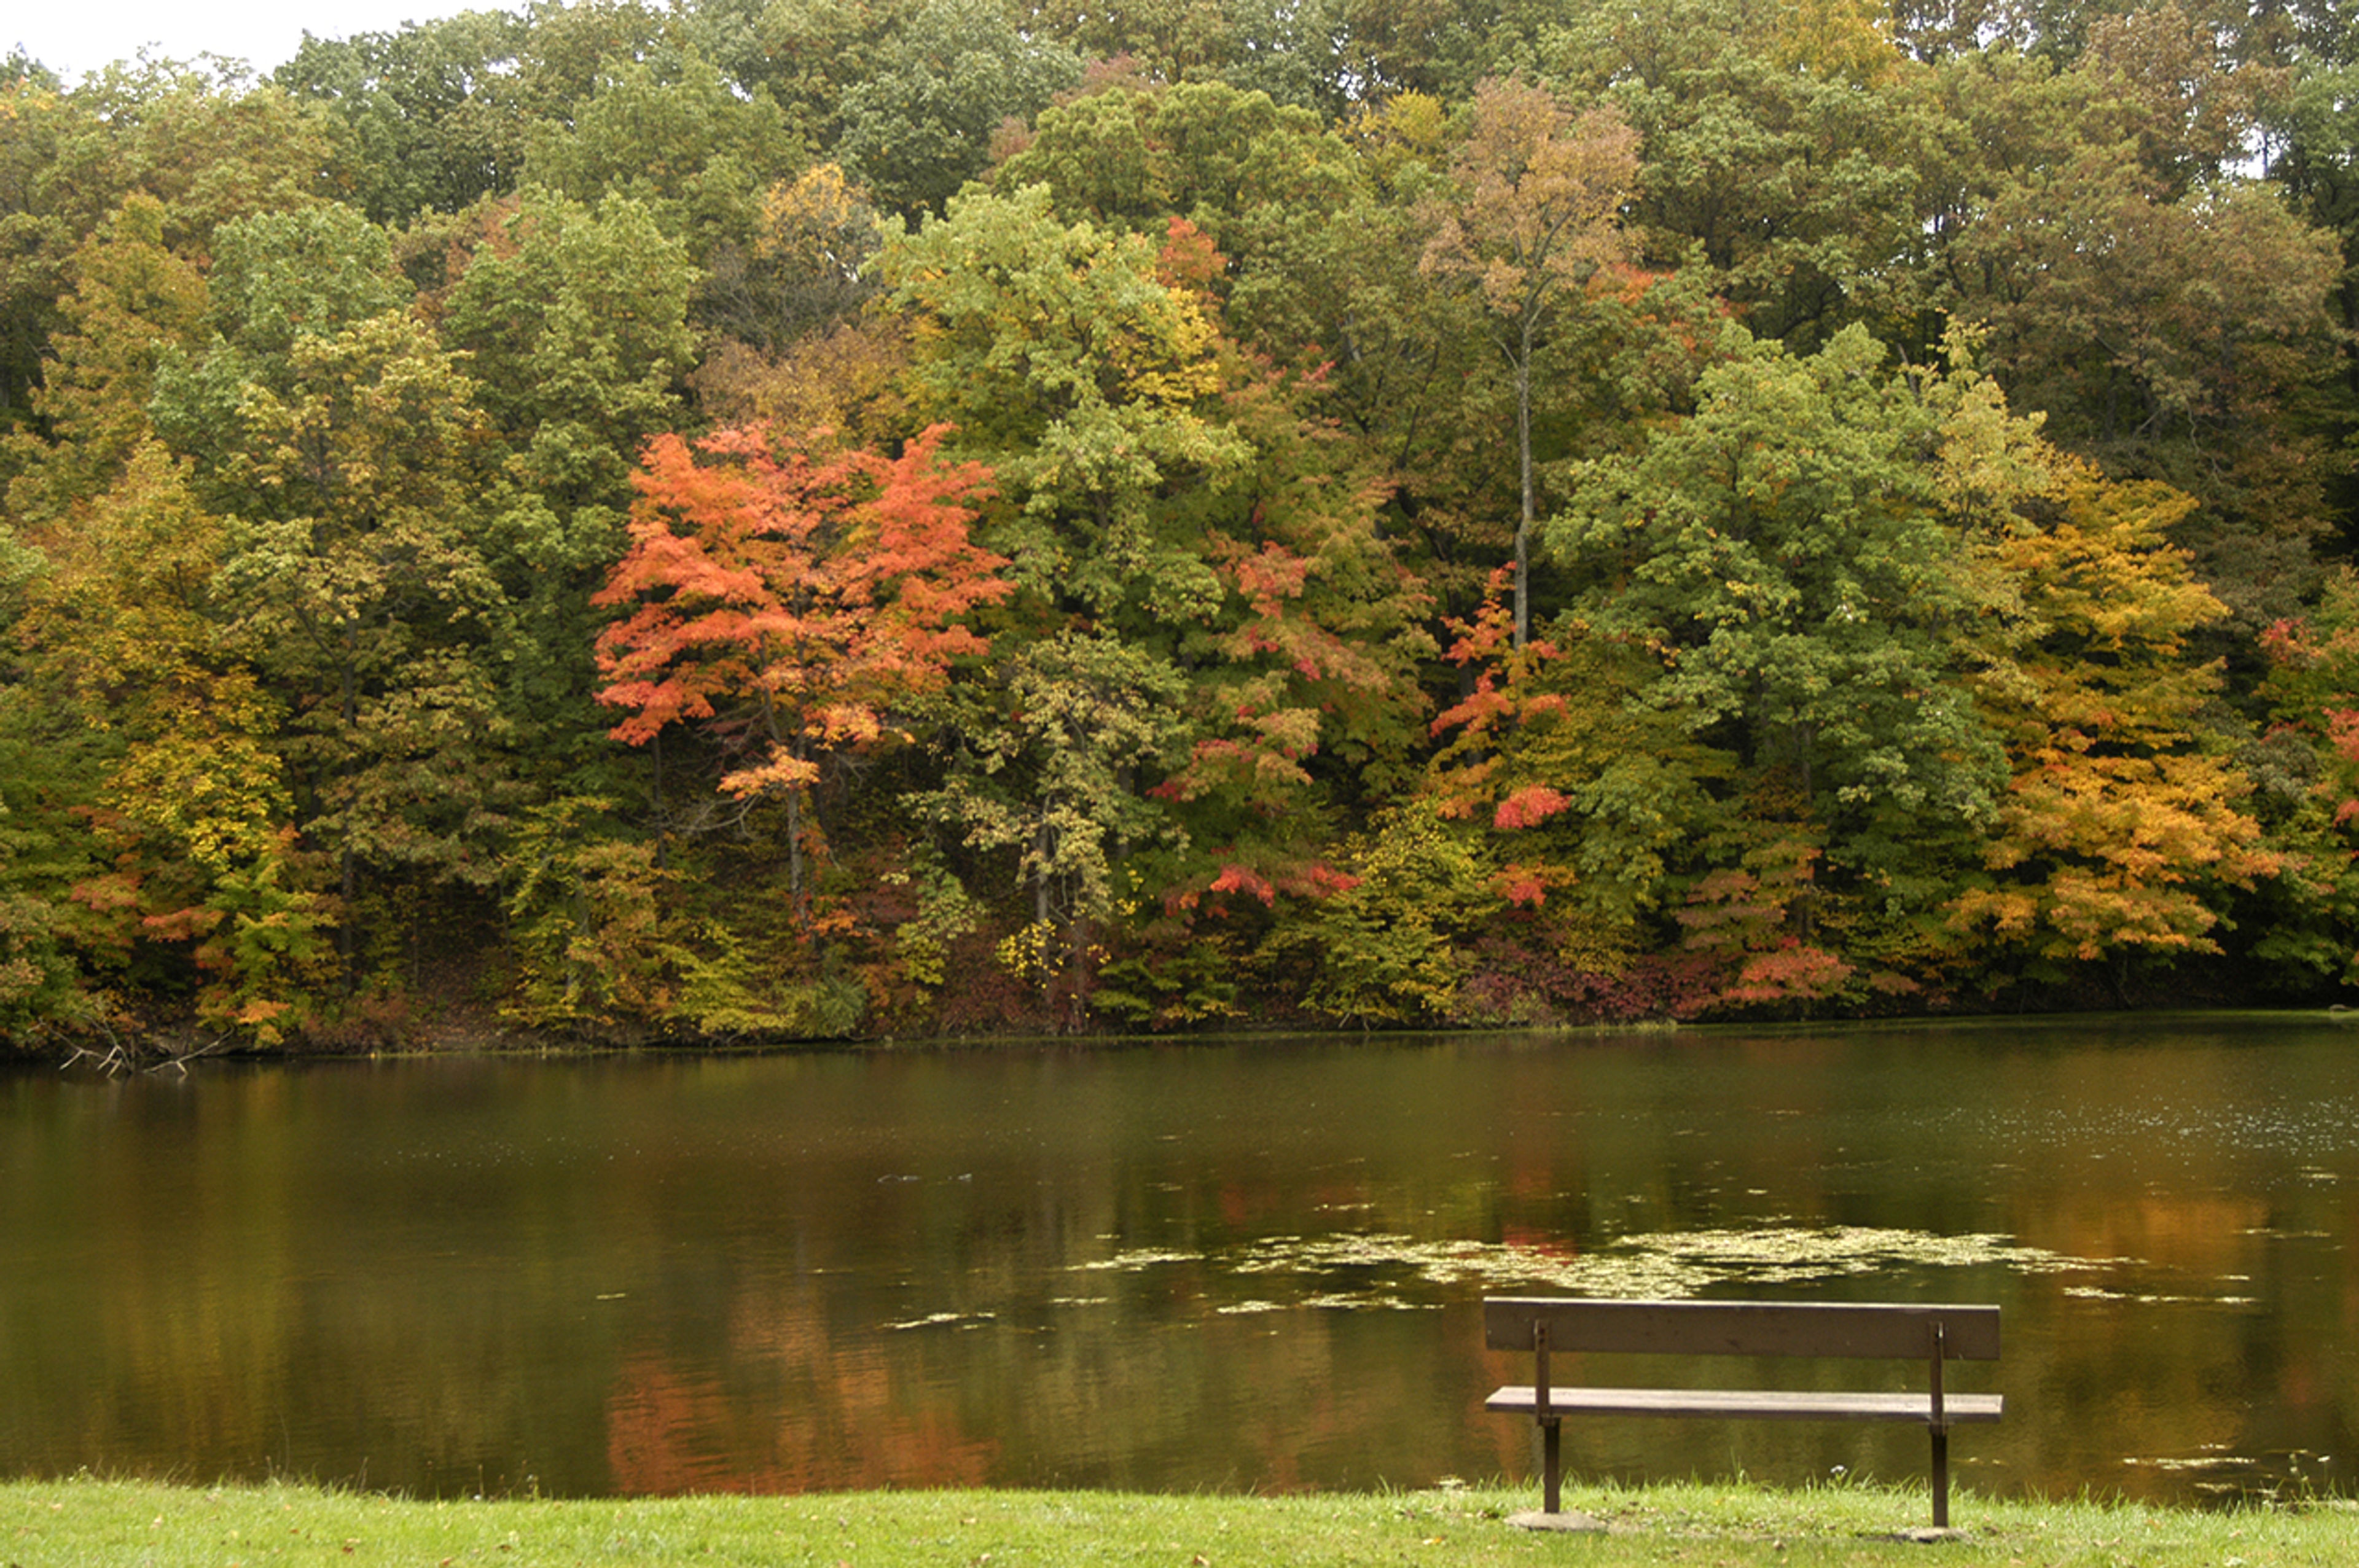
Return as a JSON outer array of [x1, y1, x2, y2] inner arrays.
[[1535, 1320, 1562, 1514], [1542, 1420, 1562, 1515], [1928, 1321, 1950, 1528]]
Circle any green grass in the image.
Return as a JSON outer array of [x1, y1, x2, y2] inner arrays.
[[4, 1475, 2353, 1567]]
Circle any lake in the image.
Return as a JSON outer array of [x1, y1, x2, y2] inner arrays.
[[3, 1015, 2355, 1507]]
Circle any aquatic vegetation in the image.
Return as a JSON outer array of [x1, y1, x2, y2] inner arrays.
[[2064, 1286, 2258, 1307], [1074, 1225, 2115, 1310], [884, 1310, 998, 1331], [1073, 1248, 1206, 1271]]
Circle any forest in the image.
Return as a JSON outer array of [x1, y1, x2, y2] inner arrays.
[[2, 0, 2358, 1049]]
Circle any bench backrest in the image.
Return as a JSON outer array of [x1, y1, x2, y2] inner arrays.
[[1484, 1298, 2000, 1362]]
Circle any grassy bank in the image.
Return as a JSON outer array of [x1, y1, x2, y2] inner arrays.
[[5, 1476, 2355, 1567]]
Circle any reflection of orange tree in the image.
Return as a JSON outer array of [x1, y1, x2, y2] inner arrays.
[[604, 1337, 999, 1494], [601, 1234, 1535, 1494], [1496, 1227, 1578, 1263]]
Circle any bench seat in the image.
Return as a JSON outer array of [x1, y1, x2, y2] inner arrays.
[[1486, 1385, 2004, 1423]]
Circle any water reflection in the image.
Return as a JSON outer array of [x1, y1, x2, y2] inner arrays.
[[2, 1017, 2356, 1505]]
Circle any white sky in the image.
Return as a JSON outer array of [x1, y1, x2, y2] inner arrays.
[[8, 0, 502, 81]]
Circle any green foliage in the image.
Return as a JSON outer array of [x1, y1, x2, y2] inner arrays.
[[521, 55, 800, 265], [1428, 587, 1729, 945], [1552, 323, 2013, 849], [879, 183, 1248, 617], [1091, 935, 1243, 1030], [1283, 800, 1500, 1025], [0, 727, 106, 1044], [2, 195, 209, 527], [273, 10, 536, 224], [914, 626, 1192, 940], [500, 796, 687, 1032], [152, 219, 526, 919], [441, 191, 698, 481], [188, 203, 407, 368], [1548, 0, 1945, 350], [887, 848, 985, 992], [675, 918, 869, 1039], [0, 883, 84, 1045], [1932, 41, 2345, 624], [993, 80, 1343, 262], [2245, 567, 2359, 986], [189, 841, 337, 1046], [432, 188, 704, 802], [0, 57, 340, 426], [832, 0, 1081, 217]]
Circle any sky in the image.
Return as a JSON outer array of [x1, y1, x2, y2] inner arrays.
[[8, 0, 501, 80]]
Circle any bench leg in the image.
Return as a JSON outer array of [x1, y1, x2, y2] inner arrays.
[[1542, 1419, 1562, 1515], [1930, 1426, 1949, 1529]]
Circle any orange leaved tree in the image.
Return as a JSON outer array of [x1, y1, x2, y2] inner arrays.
[[593, 423, 1007, 921]]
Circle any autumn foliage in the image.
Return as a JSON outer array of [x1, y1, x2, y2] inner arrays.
[[5, 1, 2359, 1049], [595, 422, 1007, 800]]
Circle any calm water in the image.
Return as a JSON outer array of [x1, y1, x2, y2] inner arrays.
[[4, 1016, 2357, 1507]]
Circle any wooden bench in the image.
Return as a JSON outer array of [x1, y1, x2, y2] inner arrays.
[[1484, 1297, 2003, 1527]]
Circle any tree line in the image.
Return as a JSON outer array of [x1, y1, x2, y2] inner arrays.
[[3, 0, 2358, 1047]]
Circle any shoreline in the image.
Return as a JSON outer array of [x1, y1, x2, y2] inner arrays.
[[25, 1000, 2350, 1074]]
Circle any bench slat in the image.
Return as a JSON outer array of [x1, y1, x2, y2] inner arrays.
[[1484, 1297, 2001, 1360], [1485, 1384, 2005, 1424]]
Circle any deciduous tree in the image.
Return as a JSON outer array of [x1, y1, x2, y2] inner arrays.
[[1552, 324, 2012, 856], [1419, 77, 1637, 646], [1952, 462, 2276, 991], [833, 0, 1080, 216], [593, 421, 1007, 921]]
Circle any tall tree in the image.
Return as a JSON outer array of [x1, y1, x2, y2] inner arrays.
[[2, 195, 208, 531], [911, 624, 1192, 1011], [1933, 28, 2345, 618], [1424, 582, 1732, 989], [877, 184, 1248, 616], [700, 163, 884, 357], [273, 10, 536, 224], [878, 184, 1432, 1002], [2251, 565, 2359, 988], [14, 442, 332, 1040], [1546, 0, 1949, 353], [151, 208, 517, 959], [2264, 52, 2359, 544], [431, 189, 705, 802], [1550, 324, 2034, 961], [520, 53, 802, 269], [1419, 78, 1637, 646], [0, 59, 338, 442], [832, 0, 1081, 217]]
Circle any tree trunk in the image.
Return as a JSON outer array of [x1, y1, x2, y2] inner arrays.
[[1516, 322, 1536, 649]]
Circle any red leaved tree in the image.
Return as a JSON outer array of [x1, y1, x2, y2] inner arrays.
[[593, 423, 1007, 920]]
